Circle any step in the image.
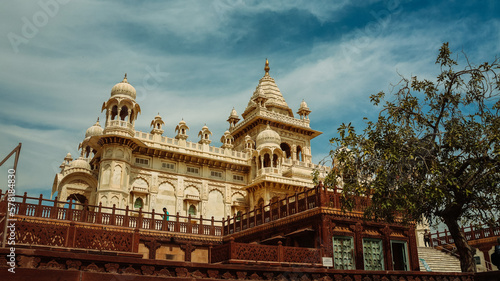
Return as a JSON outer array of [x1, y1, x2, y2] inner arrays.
[[417, 247, 461, 272]]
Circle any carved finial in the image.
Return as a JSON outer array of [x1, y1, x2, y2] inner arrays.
[[264, 58, 270, 75], [122, 73, 128, 83]]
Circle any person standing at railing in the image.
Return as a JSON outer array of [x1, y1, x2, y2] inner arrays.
[[162, 207, 169, 231], [422, 229, 431, 247]]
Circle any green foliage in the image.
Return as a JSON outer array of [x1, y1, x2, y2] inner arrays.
[[327, 43, 500, 228]]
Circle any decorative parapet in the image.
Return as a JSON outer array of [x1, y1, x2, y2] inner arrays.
[[134, 131, 249, 163], [234, 108, 311, 133], [105, 120, 135, 137]]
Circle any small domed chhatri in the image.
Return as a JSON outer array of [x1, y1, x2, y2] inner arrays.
[[230, 108, 238, 118], [85, 118, 103, 138], [110, 73, 137, 99], [69, 157, 91, 170], [256, 124, 281, 150], [300, 100, 308, 109]]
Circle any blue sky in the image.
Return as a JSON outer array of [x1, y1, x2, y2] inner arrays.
[[1, 0, 499, 198]]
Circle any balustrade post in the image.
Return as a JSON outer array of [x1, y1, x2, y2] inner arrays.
[[150, 209, 156, 230], [269, 204, 273, 221], [211, 216, 215, 236], [319, 181, 326, 207], [187, 214, 192, 233], [175, 212, 180, 232], [221, 217, 225, 236], [294, 192, 298, 214], [111, 204, 117, 225], [20, 192, 27, 216], [81, 200, 88, 222], [233, 213, 237, 233], [97, 202, 102, 224], [35, 194, 43, 217], [124, 205, 129, 227], [239, 213, 243, 230], [137, 208, 143, 229], [469, 226, 475, 241], [67, 199, 73, 221], [444, 229, 449, 244], [333, 186, 337, 208], [52, 196, 58, 219], [286, 195, 290, 217], [246, 212, 250, 230], [199, 215, 204, 234], [253, 210, 257, 227], [260, 205, 264, 225], [162, 208, 168, 231], [304, 189, 309, 210], [227, 215, 231, 233]]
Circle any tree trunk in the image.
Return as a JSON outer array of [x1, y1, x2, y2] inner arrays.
[[443, 216, 477, 272]]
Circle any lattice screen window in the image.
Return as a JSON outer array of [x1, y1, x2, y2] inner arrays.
[[363, 238, 384, 270], [333, 236, 355, 269]]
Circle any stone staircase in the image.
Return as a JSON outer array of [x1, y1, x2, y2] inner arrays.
[[418, 247, 461, 272]]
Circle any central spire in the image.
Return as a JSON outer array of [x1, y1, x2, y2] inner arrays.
[[264, 58, 270, 76]]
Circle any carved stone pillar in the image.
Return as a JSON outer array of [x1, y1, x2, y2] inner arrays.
[[406, 225, 420, 271], [351, 222, 364, 270], [381, 226, 392, 270], [180, 243, 196, 262], [144, 239, 162, 260]]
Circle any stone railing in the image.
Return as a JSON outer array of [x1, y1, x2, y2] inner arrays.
[[106, 120, 134, 130], [235, 108, 311, 133], [134, 131, 249, 161], [210, 238, 322, 265], [2, 191, 223, 237], [223, 184, 370, 235], [430, 223, 500, 247]]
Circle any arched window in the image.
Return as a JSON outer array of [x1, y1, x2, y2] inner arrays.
[[120, 106, 128, 121], [67, 194, 87, 205], [297, 146, 303, 162], [134, 198, 143, 209], [111, 105, 118, 120], [157, 124, 160, 129], [236, 211, 242, 221], [263, 153, 271, 168], [271, 196, 280, 210], [272, 153, 279, 167], [257, 198, 264, 209], [188, 204, 196, 216], [280, 143, 291, 158], [182, 129, 185, 134]]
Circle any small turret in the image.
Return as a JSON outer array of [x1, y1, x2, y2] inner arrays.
[[150, 113, 165, 135], [175, 119, 189, 140], [198, 125, 212, 145]]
